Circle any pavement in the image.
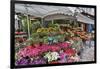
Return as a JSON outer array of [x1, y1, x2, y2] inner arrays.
[[80, 46, 94, 61]]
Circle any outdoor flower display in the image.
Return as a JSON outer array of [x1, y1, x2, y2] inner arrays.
[[14, 4, 95, 67], [15, 23, 95, 66], [16, 42, 71, 57], [15, 25, 85, 66], [15, 36, 82, 66]]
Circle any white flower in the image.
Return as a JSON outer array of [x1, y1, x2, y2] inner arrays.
[[51, 52, 60, 61], [44, 52, 60, 62]]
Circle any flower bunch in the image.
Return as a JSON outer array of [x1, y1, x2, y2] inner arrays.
[[49, 61, 60, 64], [57, 42, 71, 49], [37, 28, 45, 33], [17, 46, 41, 57], [31, 58, 47, 65], [48, 27, 56, 32], [17, 42, 71, 58], [49, 46, 61, 52], [16, 42, 71, 64], [37, 45, 61, 53], [15, 32, 26, 35], [15, 58, 29, 65], [15, 56, 47, 65], [44, 51, 60, 62], [37, 27, 56, 33], [64, 48, 76, 56]]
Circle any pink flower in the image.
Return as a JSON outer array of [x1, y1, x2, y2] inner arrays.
[[58, 42, 71, 48], [59, 52, 66, 60], [17, 46, 41, 57], [50, 46, 60, 52], [17, 42, 72, 58]]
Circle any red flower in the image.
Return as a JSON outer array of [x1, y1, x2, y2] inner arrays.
[[26, 45, 34, 49], [49, 61, 60, 64], [64, 48, 76, 56], [15, 32, 26, 35]]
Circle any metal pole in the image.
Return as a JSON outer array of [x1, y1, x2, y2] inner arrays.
[[41, 18, 44, 27], [25, 4, 30, 38], [27, 15, 30, 38], [52, 19, 54, 24]]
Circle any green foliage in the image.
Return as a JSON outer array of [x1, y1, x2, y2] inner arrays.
[[20, 15, 41, 35], [43, 36, 48, 44], [48, 23, 61, 33], [32, 21, 41, 33], [57, 34, 65, 42]]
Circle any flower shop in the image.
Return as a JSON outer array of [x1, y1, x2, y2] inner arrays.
[[14, 4, 95, 66]]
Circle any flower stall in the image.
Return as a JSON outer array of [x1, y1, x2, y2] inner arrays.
[[14, 3, 95, 66]]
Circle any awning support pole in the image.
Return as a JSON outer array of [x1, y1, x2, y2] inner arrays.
[[41, 18, 44, 27], [52, 20, 54, 24], [27, 15, 30, 38]]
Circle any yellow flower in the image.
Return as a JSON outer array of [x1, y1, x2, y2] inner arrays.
[[43, 28, 48, 33], [53, 28, 56, 31], [48, 27, 55, 32], [41, 28, 45, 32], [37, 28, 42, 33]]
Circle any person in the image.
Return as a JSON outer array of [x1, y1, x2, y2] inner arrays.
[[91, 32, 95, 47], [85, 33, 93, 48]]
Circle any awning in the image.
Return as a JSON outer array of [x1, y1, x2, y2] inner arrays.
[[15, 3, 94, 24], [76, 13, 94, 24], [15, 4, 74, 18], [44, 14, 75, 21]]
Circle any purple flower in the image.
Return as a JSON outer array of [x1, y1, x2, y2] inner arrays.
[[31, 58, 46, 65], [15, 58, 29, 65]]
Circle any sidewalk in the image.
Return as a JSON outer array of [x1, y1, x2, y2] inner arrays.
[[80, 46, 94, 61]]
